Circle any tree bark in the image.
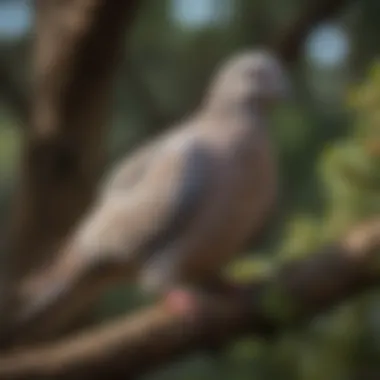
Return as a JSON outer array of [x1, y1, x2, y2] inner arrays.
[[0, 218, 378, 380], [1, 0, 140, 335]]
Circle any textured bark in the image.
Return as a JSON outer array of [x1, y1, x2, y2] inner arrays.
[[2, 0, 140, 335], [0, 219, 378, 380]]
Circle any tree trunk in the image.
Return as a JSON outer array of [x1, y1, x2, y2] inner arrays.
[[1, 0, 140, 339]]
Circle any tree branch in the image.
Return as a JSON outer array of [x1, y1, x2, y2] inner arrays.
[[0, 219, 378, 380], [2, 0, 140, 337]]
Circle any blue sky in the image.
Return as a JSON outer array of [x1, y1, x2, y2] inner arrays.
[[172, 0, 232, 27], [306, 23, 349, 68], [0, 0, 30, 38]]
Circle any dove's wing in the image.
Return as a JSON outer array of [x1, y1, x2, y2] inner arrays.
[[17, 133, 217, 328], [100, 139, 160, 194], [101, 125, 188, 194], [78, 135, 216, 263]]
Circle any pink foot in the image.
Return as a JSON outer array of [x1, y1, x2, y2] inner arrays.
[[164, 289, 199, 316]]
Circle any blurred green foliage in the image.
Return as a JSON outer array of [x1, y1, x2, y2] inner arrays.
[[0, 0, 380, 379]]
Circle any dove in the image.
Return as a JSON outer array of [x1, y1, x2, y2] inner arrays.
[[13, 50, 290, 338]]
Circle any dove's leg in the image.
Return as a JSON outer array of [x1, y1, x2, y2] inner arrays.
[[138, 245, 184, 294], [163, 288, 201, 316], [139, 248, 204, 315], [160, 276, 240, 316]]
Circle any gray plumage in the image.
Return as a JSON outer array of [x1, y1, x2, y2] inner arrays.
[[16, 50, 290, 327]]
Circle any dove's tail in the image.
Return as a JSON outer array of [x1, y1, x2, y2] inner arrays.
[[10, 238, 136, 345]]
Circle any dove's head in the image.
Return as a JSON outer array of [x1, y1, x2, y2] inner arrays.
[[205, 50, 291, 111]]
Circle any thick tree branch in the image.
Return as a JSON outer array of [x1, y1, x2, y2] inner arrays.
[[2, 0, 140, 336], [0, 219, 378, 380]]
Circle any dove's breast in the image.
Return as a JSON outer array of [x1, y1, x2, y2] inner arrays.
[[172, 121, 278, 283]]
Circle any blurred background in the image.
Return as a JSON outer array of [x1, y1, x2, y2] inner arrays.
[[0, 0, 379, 379]]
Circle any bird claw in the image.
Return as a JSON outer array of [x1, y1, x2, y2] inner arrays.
[[163, 288, 200, 316]]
